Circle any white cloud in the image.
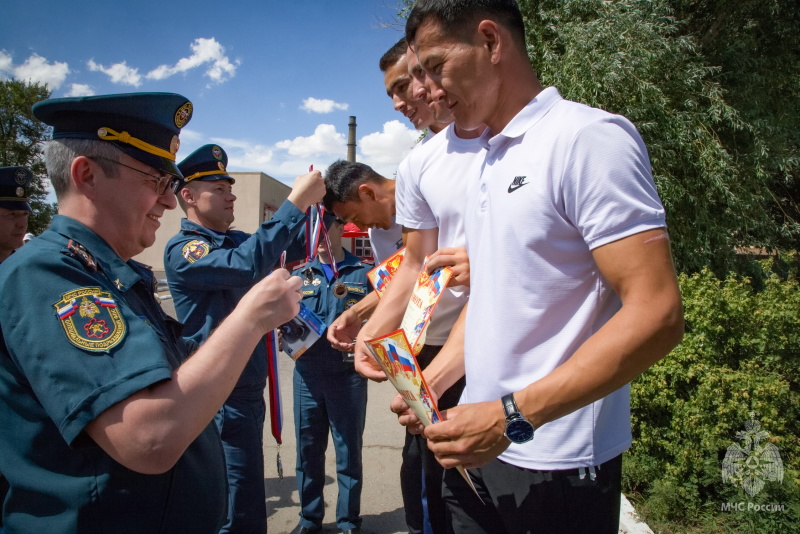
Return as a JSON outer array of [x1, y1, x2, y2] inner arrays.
[[65, 83, 95, 97], [146, 37, 239, 86], [358, 120, 420, 177], [275, 124, 346, 159], [180, 121, 419, 187], [87, 59, 142, 86], [301, 97, 349, 114], [0, 50, 12, 74], [1, 52, 70, 89], [209, 136, 275, 172], [177, 128, 205, 144]]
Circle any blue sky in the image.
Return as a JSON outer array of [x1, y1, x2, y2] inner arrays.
[[1, 0, 419, 189]]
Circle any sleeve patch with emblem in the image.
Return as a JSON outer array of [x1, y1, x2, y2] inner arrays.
[[181, 240, 210, 263], [53, 288, 127, 353]]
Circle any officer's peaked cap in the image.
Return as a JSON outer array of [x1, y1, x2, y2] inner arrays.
[[32, 92, 193, 178], [178, 144, 234, 184], [0, 166, 33, 211]]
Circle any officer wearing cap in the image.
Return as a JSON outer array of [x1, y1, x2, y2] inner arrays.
[[164, 144, 324, 534], [0, 166, 32, 264], [0, 93, 303, 534], [290, 213, 371, 534]]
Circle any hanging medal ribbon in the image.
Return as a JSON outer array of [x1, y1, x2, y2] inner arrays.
[[304, 205, 323, 263], [304, 165, 324, 263], [315, 203, 347, 298], [265, 329, 283, 479]]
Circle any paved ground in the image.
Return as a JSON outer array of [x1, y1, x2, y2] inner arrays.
[[264, 355, 409, 534], [158, 292, 652, 534], [159, 293, 409, 533]]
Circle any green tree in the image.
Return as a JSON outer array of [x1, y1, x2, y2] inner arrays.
[[518, 0, 796, 273], [671, 0, 800, 253], [0, 79, 56, 235]]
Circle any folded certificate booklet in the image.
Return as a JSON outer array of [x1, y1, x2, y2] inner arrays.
[[400, 258, 452, 355], [279, 302, 325, 360], [366, 329, 441, 424], [366, 247, 406, 298], [366, 329, 480, 499]]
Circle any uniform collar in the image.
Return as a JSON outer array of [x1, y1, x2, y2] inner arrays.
[[482, 86, 562, 149], [305, 249, 364, 273], [180, 217, 230, 247], [48, 214, 147, 291]]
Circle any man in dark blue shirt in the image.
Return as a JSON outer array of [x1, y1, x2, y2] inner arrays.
[[290, 214, 371, 534]]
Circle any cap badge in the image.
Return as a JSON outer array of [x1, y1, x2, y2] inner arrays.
[[174, 101, 193, 128], [211, 146, 223, 160], [14, 169, 27, 185], [15, 187, 24, 198]]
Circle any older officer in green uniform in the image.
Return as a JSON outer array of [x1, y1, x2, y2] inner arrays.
[[290, 214, 371, 534], [0, 93, 302, 534], [164, 144, 324, 534], [0, 166, 32, 264]]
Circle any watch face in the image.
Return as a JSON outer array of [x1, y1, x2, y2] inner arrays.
[[506, 418, 535, 444]]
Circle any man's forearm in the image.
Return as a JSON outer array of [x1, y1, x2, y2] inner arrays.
[[86, 272, 300, 474], [348, 291, 379, 322]]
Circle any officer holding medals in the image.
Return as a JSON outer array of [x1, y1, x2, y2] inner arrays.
[[289, 212, 371, 534], [0, 92, 304, 533], [164, 143, 323, 534]]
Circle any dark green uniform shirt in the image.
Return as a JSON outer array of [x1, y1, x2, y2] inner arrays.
[[0, 215, 226, 534]]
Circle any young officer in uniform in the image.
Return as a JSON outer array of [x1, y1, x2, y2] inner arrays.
[[164, 143, 324, 534], [0, 92, 303, 533], [289, 214, 371, 534], [0, 166, 32, 264]]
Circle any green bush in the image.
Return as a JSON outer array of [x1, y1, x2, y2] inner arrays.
[[626, 260, 800, 532]]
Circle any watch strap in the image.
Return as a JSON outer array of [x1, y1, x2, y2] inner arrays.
[[501, 393, 519, 420]]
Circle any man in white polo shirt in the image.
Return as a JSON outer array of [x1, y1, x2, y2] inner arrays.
[[349, 39, 486, 534], [394, 1, 685, 533], [326, 39, 459, 534]]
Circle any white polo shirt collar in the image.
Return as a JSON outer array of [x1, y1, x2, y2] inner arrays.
[[481, 86, 563, 151]]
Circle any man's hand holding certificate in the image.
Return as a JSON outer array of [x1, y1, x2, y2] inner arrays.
[[365, 258, 480, 497]]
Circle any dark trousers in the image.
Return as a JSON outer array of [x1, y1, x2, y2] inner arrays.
[[214, 391, 267, 534], [442, 454, 622, 534], [401, 345, 466, 534], [293, 367, 367, 531], [0, 474, 7, 530]]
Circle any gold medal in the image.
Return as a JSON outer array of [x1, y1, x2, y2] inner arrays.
[[332, 282, 348, 299]]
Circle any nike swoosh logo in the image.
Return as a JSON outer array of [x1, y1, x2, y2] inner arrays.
[[508, 178, 529, 193]]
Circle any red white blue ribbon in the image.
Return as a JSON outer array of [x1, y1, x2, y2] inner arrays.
[[266, 329, 282, 445]]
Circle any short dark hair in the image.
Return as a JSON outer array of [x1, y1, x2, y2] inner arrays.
[[406, 0, 526, 51], [323, 160, 384, 210], [379, 37, 409, 72]]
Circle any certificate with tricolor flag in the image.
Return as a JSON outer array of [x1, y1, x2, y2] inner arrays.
[[366, 247, 406, 298], [365, 329, 480, 498], [399, 258, 453, 355], [365, 329, 441, 426]]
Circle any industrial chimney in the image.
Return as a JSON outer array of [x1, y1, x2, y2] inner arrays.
[[347, 116, 357, 162]]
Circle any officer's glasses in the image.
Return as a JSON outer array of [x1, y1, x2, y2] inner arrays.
[[91, 156, 184, 195]]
